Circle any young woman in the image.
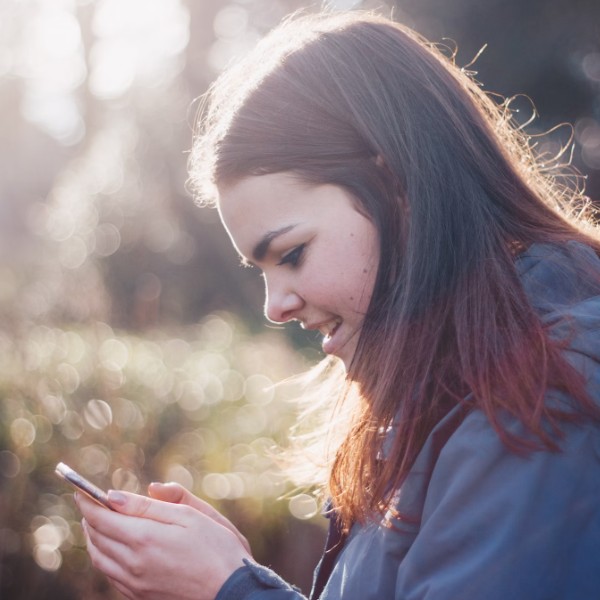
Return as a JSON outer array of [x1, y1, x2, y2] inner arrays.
[[76, 11, 600, 600]]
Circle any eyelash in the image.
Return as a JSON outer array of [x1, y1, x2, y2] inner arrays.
[[277, 244, 306, 268]]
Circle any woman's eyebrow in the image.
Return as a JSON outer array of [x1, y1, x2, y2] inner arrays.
[[252, 224, 297, 262]]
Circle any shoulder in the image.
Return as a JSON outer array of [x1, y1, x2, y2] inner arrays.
[[421, 375, 600, 543], [388, 398, 600, 598], [516, 240, 600, 317], [517, 240, 600, 367]]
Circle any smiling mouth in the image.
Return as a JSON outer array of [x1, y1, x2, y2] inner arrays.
[[319, 319, 341, 340], [320, 320, 343, 356]]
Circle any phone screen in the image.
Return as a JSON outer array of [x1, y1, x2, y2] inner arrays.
[[55, 462, 113, 510]]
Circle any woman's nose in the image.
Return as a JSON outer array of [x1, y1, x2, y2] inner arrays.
[[264, 280, 304, 324]]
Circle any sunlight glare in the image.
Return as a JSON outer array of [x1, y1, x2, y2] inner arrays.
[[89, 0, 189, 99]]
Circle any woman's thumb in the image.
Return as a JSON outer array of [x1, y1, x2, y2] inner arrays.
[[147, 481, 186, 503]]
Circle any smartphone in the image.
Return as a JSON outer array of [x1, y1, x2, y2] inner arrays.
[[55, 462, 113, 510]]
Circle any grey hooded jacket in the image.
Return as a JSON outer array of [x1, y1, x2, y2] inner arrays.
[[216, 241, 600, 600]]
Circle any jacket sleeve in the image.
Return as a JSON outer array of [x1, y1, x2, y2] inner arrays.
[[393, 351, 600, 600], [215, 560, 308, 600]]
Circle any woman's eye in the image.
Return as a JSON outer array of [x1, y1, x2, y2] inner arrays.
[[277, 244, 305, 267]]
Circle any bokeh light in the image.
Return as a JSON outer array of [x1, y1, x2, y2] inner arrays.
[[0, 306, 313, 593], [89, 0, 189, 98], [16, 2, 86, 145], [289, 494, 319, 520]]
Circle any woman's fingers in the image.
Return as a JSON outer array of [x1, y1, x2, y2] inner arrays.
[[106, 489, 186, 524], [148, 482, 224, 517], [76, 486, 252, 600], [77, 486, 249, 555], [82, 518, 131, 588], [148, 482, 252, 553], [83, 518, 156, 600], [147, 481, 187, 503], [76, 492, 131, 537], [82, 516, 132, 565], [109, 578, 136, 600], [78, 481, 249, 557]]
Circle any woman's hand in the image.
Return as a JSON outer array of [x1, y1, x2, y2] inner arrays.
[[76, 486, 253, 600], [147, 481, 251, 554]]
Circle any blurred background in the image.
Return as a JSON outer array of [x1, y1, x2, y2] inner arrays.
[[1, 0, 599, 598]]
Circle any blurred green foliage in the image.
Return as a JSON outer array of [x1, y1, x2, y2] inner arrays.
[[0, 313, 325, 597]]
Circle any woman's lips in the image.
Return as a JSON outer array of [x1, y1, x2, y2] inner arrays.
[[322, 321, 342, 354]]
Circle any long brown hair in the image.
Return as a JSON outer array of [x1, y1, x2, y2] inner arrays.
[[190, 11, 600, 530]]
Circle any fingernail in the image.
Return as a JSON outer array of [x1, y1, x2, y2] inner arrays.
[[108, 490, 127, 507]]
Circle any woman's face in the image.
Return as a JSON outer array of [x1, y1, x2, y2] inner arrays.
[[218, 172, 380, 369]]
